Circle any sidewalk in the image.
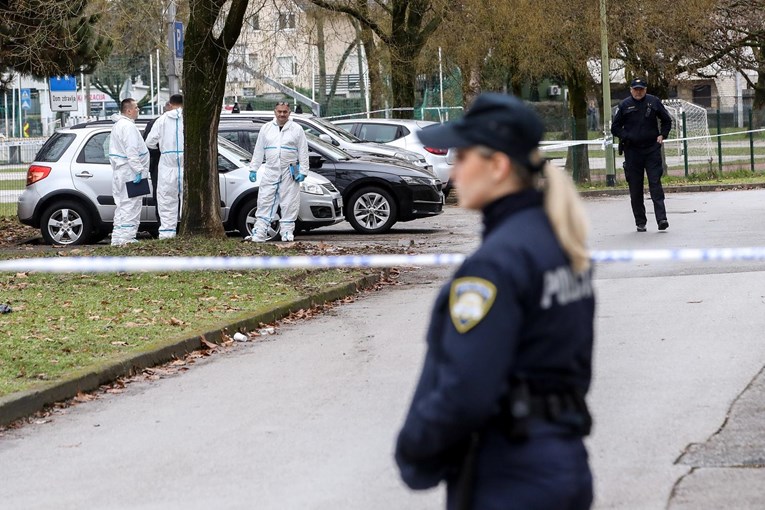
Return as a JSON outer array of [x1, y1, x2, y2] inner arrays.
[[0, 271, 387, 428]]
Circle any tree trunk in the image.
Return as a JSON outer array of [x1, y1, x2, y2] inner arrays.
[[565, 75, 591, 183], [316, 15, 327, 107], [460, 61, 481, 106], [180, 0, 249, 238], [325, 39, 357, 113], [358, 25, 384, 111], [390, 48, 417, 118]]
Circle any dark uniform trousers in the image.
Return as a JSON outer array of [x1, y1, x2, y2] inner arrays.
[[623, 144, 667, 227], [446, 423, 593, 510]]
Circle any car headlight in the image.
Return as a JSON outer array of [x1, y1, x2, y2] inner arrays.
[[394, 151, 421, 163], [300, 182, 325, 195], [401, 175, 438, 186]]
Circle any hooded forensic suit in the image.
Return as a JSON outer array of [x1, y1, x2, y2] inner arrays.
[[249, 118, 309, 241], [109, 113, 149, 245], [145, 108, 184, 238]]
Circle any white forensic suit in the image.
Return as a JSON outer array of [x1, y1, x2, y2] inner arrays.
[[109, 113, 150, 246], [145, 107, 184, 239], [249, 118, 309, 242]]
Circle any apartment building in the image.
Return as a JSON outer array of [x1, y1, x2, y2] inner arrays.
[[226, 0, 367, 102]]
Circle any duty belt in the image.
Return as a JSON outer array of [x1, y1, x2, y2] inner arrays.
[[497, 379, 592, 441]]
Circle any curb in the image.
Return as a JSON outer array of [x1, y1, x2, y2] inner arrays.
[[0, 270, 388, 428], [579, 182, 765, 198]]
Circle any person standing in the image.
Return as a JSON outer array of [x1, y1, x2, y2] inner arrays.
[[587, 99, 599, 132], [145, 94, 184, 239], [143, 101, 171, 223], [611, 77, 673, 232], [395, 93, 595, 510], [246, 102, 308, 242], [109, 98, 149, 246]]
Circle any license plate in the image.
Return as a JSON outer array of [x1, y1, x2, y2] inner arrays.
[[335, 197, 343, 209]]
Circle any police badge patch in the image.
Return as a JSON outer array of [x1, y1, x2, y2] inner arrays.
[[449, 277, 497, 333]]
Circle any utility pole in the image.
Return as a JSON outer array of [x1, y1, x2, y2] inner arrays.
[[600, 0, 616, 186], [166, 0, 180, 95]]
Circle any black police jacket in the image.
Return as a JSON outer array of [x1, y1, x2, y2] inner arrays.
[[611, 94, 672, 149], [395, 189, 595, 489]]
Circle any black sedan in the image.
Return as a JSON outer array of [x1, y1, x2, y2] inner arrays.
[[219, 121, 444, 234]]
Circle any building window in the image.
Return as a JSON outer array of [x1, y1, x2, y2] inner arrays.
[[277, 56, 297, 77], [248, 14, 260, 30], [278, 12, 295, 30]]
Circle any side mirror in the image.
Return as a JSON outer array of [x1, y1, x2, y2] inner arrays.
[[309, 154, 325, 169], [319, 134, 333, 144]]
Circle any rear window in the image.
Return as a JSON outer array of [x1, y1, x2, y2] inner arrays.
[[358, 124, 401, 143], [35, 133, 76, 162]]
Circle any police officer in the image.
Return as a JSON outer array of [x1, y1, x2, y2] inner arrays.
[[395, 93, 595, 510], [611, 77, 673, 232]]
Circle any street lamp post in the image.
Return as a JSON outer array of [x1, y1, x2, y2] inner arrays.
[[600, 0, 616, 186]]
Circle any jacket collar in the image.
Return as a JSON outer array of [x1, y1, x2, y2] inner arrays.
[[482, 188, 543, 237]]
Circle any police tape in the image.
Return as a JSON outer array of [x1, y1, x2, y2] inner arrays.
[[2, 248, 765, 273], [540, 127, 765, 152]]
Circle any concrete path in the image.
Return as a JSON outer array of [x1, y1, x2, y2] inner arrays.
[[2, 191, 765, 509]]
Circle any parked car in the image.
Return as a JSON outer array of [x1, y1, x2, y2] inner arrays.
[[219, 111, 434, 174], [218, 120, 444, 234], [331, 118, 455, 194], [17, 122, 343, 245]]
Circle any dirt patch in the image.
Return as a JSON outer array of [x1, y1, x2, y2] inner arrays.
[[0, 217, 37, 247]]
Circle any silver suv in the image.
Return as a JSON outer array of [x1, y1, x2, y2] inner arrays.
[[17, 122, 344, 245]]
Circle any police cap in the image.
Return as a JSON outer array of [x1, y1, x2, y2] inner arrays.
[[630, 78, 647, 89], [417, 93, 545, 172]]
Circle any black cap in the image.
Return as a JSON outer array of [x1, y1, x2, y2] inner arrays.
[[417, 93, 545, 171], [630, 78, 647, 89]]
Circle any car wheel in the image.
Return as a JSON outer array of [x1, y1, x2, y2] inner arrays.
[[236, 197, 281, 241], [40, 200, 93, 246], [346, 187, 397, 234]]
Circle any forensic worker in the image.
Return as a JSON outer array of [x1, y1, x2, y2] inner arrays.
[[145, 94, 184, 239], [395, 93, 596, 510], [143, 100, 171, 222], [109, 98, 149, 246], [611, 77, 673, 232], [246, 101, 309, 242]]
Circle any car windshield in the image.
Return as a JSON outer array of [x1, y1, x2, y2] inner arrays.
[[306, 132, 351, 161], [310, 117, 363, 143]]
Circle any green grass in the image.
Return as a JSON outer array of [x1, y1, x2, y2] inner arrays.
[[0, 238, 376, 397]]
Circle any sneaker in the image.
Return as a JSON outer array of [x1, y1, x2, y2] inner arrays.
[[636, 224, 647, 232], [658, 219, 669, 231]]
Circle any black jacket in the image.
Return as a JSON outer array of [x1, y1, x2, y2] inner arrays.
[[395, 189, 595, 491], [611, 94, 672, 149]]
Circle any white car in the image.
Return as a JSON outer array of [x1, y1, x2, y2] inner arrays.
[[331, 118, 455, 194], [219, 112, 433, 172], [17, 121, 344, 245]]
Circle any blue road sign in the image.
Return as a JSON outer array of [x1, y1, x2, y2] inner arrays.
[[21, 89, 31, 110], [174, 22, 184, 58], [50, 75, 77, 92], [49, 76, 78, 112]]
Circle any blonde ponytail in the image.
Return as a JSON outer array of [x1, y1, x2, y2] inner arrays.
[[539, 163, 591, 273]]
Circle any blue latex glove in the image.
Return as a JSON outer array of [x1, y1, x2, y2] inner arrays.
[[133, 174, 142, 184], [249, 170, 257, 182], [290, 164, 305, 182]]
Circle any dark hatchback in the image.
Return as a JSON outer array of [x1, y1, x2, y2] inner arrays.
[[218, 120, 444, 234]]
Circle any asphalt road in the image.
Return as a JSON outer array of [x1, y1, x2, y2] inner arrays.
[[2, 190, 765, 509]]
